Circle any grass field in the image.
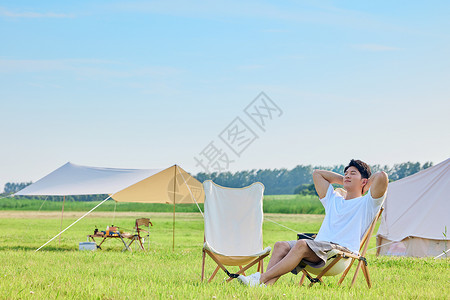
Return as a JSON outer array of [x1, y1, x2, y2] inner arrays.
[[0, 194, 324, 214], [0, 211, 448, 299]]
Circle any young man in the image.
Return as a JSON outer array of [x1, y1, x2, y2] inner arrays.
[[238, 159, 388, 287]]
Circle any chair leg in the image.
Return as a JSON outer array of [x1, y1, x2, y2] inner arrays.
[[239, 266, 245, 276], [300, 270, 318, 287], [225, 253, 270, 282], [258, 260, 264, 273], [299, 273, 306, 286], [208, 266, 220, 283], [203, 250, 270, 283], [201, 250, 206, 281], [338, 258, 355, 285], [137, 236, 145, 250], [314, 256, 342, 283], [299, 257, 343, 287], [361, 263, 372, 288], [350, 260, 364, 287], [204, 250, 236, 282]]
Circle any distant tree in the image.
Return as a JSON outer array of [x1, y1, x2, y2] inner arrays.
[[2, 182, 108, 201], [195, 161, 434, 195], [422, 161, 433, 169], [387, 161, 433, 181], [3, 182, 32, 194], [294, 183, 318, 196]]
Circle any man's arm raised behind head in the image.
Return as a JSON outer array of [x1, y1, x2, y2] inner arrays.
[[363, 171, 389, 199], [312, 170, 344, 199]]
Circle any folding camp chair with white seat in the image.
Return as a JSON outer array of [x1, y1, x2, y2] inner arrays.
[[201, 181, 271, 282], [123, 218, 153, 251], [299, 207, 384, 288]]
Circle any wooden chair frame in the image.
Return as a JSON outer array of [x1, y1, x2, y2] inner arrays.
[[299, 207, 384, 288], [201, 246, 269, 283], [125, 218, 153, 251]]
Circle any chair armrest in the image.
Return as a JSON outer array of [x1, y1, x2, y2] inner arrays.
[[332, 249, 360, 260]]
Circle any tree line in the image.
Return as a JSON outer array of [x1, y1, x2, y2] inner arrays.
[[195, 161, 433, 195], [2, 161, 433, 198]]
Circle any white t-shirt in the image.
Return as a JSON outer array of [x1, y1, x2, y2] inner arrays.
[[315, 184, 385, 253]]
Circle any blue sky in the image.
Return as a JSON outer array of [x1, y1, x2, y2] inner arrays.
[[1, 1, 449, 189]]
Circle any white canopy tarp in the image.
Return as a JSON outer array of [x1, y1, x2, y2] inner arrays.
[[15, 162, 204, 204], [376, 158, 450, 257], [14, 162, 204, 251], [15, 162, 160, 196]]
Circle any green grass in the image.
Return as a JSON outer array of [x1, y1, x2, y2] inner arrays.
[[0, 194, 325, 214], [0, 211, 448, 299], [264, 195, 324, 214]]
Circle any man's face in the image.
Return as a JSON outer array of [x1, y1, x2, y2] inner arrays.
[[343, 166, 367, 193]]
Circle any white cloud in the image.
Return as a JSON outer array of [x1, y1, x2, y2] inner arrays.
[[353, 44, 400, 51], [0, 7, 74, 18]]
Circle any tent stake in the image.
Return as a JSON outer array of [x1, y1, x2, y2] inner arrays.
[[59, 195, 66, 245]]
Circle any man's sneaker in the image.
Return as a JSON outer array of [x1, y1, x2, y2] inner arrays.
[[237, 272, 263, 287], [248, 272, 261, 281]]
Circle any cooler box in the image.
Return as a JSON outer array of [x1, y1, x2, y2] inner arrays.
[[79, 242, 97, 251]]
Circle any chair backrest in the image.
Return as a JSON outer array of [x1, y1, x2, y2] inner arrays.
[[136, 218, 151, 227], [203, 180, 265, 256], [359, 207, 384, 253]]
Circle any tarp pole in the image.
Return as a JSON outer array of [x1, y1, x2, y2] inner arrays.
[[173, 165, 176, 251], [59, 195, 65, 245], [35, 195, 112, 252]]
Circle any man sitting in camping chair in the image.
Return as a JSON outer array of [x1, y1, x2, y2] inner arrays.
[[238, 159, 388, 286]]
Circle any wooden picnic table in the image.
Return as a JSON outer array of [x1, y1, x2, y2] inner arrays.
[[87, 232, 134, 252]]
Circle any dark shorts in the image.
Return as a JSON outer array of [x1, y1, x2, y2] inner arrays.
[[287, 240, 351, 275]]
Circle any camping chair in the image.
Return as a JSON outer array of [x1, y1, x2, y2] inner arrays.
[[201, 180, 271, 283], [298, 207, 384, 288], [124, 218, 153, 251]]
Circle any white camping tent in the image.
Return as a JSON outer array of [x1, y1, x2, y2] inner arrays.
[[376, 158, 450, 258], [15, 162, 205, 251]]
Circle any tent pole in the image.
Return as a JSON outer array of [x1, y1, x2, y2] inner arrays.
[[173, 165, 177, 251], [59, 195, 66, 245]]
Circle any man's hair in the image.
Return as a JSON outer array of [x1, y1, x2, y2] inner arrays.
[[344, 159, 372, 179]]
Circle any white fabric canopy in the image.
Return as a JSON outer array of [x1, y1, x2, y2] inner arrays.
[[15, 162, 204, 204], [377, 158, 450, 242], [15, 162, 161, 196], [16, 162, 204, 251]]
